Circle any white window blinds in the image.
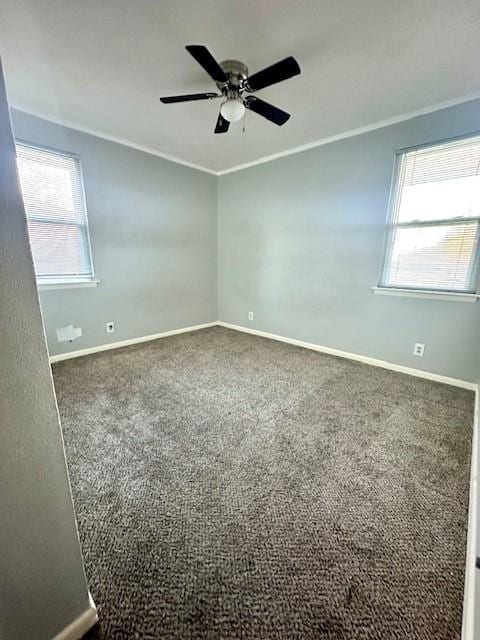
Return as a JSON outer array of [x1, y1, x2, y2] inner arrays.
[[381, 134, 480, 293], [16, 142, 94, 283]]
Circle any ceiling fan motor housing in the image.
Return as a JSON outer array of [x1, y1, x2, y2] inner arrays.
[[217, 60, 249, 96]]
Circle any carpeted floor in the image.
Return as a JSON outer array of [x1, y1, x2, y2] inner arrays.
[[53, 326, 474, 640]]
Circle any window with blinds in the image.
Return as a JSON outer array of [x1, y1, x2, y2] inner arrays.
[[380, 134, 480, 293], [16, 142, 94, 284]]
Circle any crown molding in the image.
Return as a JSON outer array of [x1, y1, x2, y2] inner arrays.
[[217, 92, 480, 175], [11, 105, 217, 175], [12, 92, 480, 177]]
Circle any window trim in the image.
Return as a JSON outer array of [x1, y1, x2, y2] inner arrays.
[[378, 133, 480, 297], [372, 286, 479, 303], [38, 279, 100, 291], [16, 139, 96, 285]]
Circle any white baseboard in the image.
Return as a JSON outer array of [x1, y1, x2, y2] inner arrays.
[[49, 319, 477, 391], [463, 388, 479, 640], [217, 321, 476, 391], [49, 322, 217, 363], [52, 592, 98, 640]]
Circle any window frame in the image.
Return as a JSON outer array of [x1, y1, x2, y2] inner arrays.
[[15, 139, 97, 289], [378, 133, 480, 298]]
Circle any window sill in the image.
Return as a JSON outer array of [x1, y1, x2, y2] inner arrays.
[[372, 286, 479, 303], [37, 279, 100, 291]]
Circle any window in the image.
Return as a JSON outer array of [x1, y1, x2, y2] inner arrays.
[[16, 142, 94, 286], [380, 134, 480, 295]]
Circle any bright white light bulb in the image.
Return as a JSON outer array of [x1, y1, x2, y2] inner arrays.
[[220, 99, 245, 123]]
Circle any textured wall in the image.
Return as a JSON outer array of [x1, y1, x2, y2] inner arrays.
[[11, 110, 217, 357], [218, 98, 480, 382], [0, 64, 92, 639]]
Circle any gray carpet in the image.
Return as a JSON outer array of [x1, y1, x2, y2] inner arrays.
[[53, 326, 474, 639]]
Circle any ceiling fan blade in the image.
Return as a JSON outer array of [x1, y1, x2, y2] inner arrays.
[[246, 56, 301, 92], [185, 45, 228, 84], [244, 96, 290, 126], [214, 112, 230, 134], [160, 92, 218, 103]]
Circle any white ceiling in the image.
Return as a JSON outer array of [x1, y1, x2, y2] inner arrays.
[[1, 0, 480, 174]]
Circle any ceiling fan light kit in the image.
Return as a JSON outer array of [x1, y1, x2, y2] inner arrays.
[[160, 45, 301, 134], [220, 98, 245, 123]]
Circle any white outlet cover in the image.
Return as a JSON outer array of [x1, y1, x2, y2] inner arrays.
[[413, 342, 425, 356], [248, 312, 254, 320], [106, 322, 115, 333], [57, 325, 82, 342]]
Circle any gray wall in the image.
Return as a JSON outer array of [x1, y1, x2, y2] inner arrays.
[[10, 102, 480, 380], [218, 98, 480, 383], [0, 64, 94, 640], [11, 110, 217, 357]]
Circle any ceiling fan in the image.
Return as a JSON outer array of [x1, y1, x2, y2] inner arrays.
[[160, 45, 301, 134]]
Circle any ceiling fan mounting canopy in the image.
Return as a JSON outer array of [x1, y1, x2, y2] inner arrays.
[[216, 59, 249, 90], [159, 45, 301, 134]]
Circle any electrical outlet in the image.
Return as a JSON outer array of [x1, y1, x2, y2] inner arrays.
[[413, 342, 425, 357], [248, 311, 254, 321], [106, 321, 115, 334]]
